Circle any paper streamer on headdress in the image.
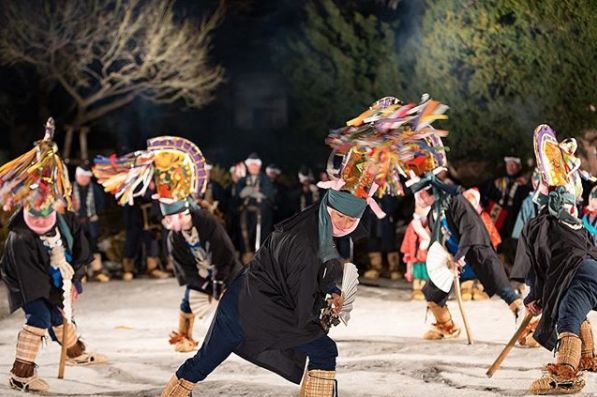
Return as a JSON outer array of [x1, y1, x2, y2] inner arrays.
[[93, 136, 207, 206], [0, 118, 72, 213], [325, 94, 449, 198]]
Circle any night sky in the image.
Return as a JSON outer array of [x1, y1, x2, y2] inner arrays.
[[0, 1, 419, 176]]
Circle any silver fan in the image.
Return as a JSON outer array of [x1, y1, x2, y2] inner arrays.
[[188, 290, 218, 320], [320, 263, 360, 331], [426, 241, 454, 293]]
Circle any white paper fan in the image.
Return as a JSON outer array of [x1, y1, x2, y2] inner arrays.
[[426, 241, 454, 293], [339, 262, 359, 324], [188, 289, 218, 320]]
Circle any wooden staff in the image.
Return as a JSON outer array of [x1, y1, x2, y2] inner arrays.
[[453, 276, 473, 345], [58, 320, 69, 379], [486, 313, 534, 378]]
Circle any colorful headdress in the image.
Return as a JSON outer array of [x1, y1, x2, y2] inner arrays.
[[533, 124, 583, 199], [0, 118, 72, 216], [533, 124, 597, 226], [324, 94, 449, 198], [93, 136, 207, 207]]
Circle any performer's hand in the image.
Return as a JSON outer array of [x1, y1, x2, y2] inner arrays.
[[526, 300, 542, 316], [329, 293, 344, 315], [449, 257, 465, 274], [71, 287, 80, 303]]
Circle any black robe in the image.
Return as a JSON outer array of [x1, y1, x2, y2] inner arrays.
[[236, 204, 344, 384], [515, 209, 597, 350], [0, 209, 91, 313], [168, 208, 243, 294], [436, 194, 493, 259], [431, 194, 507, 295], [367, 195, 401, 252]]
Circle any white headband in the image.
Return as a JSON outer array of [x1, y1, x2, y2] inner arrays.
[[245, 159, 262, 167], [504, 156, 521, 164], [76, 167, 93, 177]]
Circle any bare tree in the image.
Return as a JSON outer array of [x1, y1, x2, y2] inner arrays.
[[0, 0, 225, 162]]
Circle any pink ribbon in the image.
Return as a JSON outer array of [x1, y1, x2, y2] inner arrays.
[[367, 182, 386, 219]]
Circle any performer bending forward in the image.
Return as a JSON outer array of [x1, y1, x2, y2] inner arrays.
[[0, 120, 107, 393], [412, 176, 522, 340], [518, 125, 596, 394]]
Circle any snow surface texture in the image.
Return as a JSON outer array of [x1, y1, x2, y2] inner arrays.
[[0, 280, 595, 396]]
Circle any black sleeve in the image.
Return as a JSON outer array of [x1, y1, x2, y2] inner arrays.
[[480, 178, 499, 207], [198, 210, 240, 286], [93, 183, 105, 213], [167, 232, 187, 285], [320, 258, 343, 294], [0, 234, 20, 289], [511, 221, 534, 282], [451, 196, 487, 260]]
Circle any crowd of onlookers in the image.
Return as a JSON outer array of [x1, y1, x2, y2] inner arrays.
[[33, 153, 597, 300]]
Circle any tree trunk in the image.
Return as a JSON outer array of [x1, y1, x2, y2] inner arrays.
[[62, 125, 90, 165]]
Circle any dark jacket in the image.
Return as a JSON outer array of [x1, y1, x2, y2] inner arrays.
[[235, 173, 275, 251], [236, 204, 344, 384], [0, 209, 91, 313], [516, 209, 597, 350], [168, 208, 242, 295]]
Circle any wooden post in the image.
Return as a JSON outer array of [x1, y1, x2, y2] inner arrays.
[[63, 125, 74, 164], [79, 126, 90, 163]]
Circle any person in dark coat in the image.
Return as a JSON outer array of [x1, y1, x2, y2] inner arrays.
[[225, 161, 247, 254], [519, 206, 597, 393], [410, 174, 521, 341], [72, 165, 110, 282], [516, 125, 597, 394], [295, 166, 321, 212], [363, 194, 402, 280], [200, 163, 228, 225], [121, 185, 169, 281], [480, 156, 532, 273], [159, 186, 379, 397], [266, 163, 293, 224], [235, 153, 275, 264], [0, 125, 106, 393], [165, 202, 243, 353]]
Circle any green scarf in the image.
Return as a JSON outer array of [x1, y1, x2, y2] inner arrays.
[[547, 186, 581, 226], [318, 190, 367, 263], [159, 198, 192, 216]]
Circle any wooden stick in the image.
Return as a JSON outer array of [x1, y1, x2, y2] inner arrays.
[[453, 276, 473, 345], [486, 313, 534, 378], [58, 320, 69, 379]]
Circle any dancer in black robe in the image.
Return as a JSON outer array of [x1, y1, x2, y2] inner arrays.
[[518, 124, 597, 394], [410, 174, 522, 340], [166, 204, 243, 353], [0, 119, 107, 394]]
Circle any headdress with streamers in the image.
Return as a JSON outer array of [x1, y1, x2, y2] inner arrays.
[[0, 118, 72, 216], [533, 124, 587, 200], [93, 136, 207, 206], [324, 94, 449, 199], [533, 124, 595, 226]]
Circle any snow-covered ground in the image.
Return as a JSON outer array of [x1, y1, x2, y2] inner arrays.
[[0, 279, 595, 397]]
